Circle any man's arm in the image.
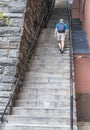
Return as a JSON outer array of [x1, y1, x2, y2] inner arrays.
[[64, 24, 68, 36], [55, 24, 58, 37], [55, 28, 57, 37]]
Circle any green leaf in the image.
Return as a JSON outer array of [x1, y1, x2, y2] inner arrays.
[[6, 17, 10, 25], [0, 12, 4, 19]]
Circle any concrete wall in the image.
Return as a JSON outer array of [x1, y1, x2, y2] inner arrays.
[[71, 0, 80, 18], [72, 0, 90, 46], [83, 0, 90, 47], [70, 0, 90, 128], [74, 55, 90, 93], [74, 55, 90, 124]]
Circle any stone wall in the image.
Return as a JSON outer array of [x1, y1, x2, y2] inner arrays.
[[0, 0, 54, 121], [0, 0, 26, 119]]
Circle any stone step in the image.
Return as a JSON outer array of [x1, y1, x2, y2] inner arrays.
[[0, 91, 11, 98], [32, 55, 70, 61], [2, 13, 23, 18], [35, 48, 69, 53], [0, 83, 12, 91], [37, 42, 69, 47], [22, 84, 70, 92], [24, 77, 69, 83], [38, 42, 69, 47], [0, 101, 8, 106], [29, 62, 70, 69], [36, 45, 69, 50], [23, 82, 70, 89], [0, 124, 4, 130], [28, 66, 70, 74], [0, 0, 25, 2], [29, 60, 70, 66], [26, 72, 70, 78], [0, 27, 21, 37], [55, 0, 68, 8], [37, 33, 69, 42], [47, 20, 68, 25], [19, 87, 70, 95], [12, 107, 70, 116], [40, 28, 69, 36], [49, 14, 68, 19], [15, 100, 76, 111], [7, 115, 72, 125], [32, 55, 70, 59], [18, 93, 70, 100], [34, 49, 69, 55], [0, 107, 10, 114], [9, 18, 23, 27], [29, 58, 70, 66], [34, 50, 69, 56], [0, 42, 19, 49], [0, 2, 25, 13], [31, 54, 70, 65], [47, 22, 68, 28], [5, 124, 77, 130], [15, 100, 71, 108], [25, 73, 70, 82], [33, 50, 69, 56], [0, 98, 10, 103]]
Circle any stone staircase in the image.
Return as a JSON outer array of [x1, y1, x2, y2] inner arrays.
[[4, 0, 77, 130]]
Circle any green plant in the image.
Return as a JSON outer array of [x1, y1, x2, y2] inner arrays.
[[0, 12, 10, 25], [0, 12, 4, 19], [6, 17, 10, 25]]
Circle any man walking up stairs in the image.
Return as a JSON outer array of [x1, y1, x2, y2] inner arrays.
[[4, 0, 78, 130]]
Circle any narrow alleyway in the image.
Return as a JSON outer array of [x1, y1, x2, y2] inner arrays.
[[3, 0, 77, 130]]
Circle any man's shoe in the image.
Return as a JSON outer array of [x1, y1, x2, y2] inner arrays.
[[59, 48, 61, 52], [61, 50, 64, 53]]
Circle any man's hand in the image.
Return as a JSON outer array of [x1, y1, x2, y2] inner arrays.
[[54, 34, 57, 37]]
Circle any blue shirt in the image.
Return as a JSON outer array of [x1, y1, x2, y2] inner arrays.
[[55, 23, 68, 31]]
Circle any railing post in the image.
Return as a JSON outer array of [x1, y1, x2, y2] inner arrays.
[[68, 0, 74, 130]]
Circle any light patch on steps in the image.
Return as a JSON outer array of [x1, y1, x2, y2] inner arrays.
[[44, 101, 50, 108]]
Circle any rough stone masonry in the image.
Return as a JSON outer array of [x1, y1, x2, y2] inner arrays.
[[0, 0, 54, 119]]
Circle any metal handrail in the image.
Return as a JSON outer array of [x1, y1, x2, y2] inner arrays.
[[0, 0, 55, 122], [68, 2, 74, 130]]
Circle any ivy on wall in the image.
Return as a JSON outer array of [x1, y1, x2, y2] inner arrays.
[[0, 12, 10, 26]]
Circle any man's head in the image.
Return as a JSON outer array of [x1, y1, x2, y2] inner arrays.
[[59, 19, 64, 23]]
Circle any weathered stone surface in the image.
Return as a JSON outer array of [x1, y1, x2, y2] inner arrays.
[[0, 19, 7, 26], [8, 36, 21, 42], [8, 50, 18, 58], [0, 66, 4, 74], [9, 18, 23, 27], [0, 42, 19, 49], [0, 49, 8, 57], [4, 66, 16, 76], [0, 76, 14, 83], [0, 58, 16, 65], [3, 13, 23, 18], [0, 83, 12, 91], [8, 2, 26, 13], [0, 27, 21, 36], [0, 91, 11, 97]]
